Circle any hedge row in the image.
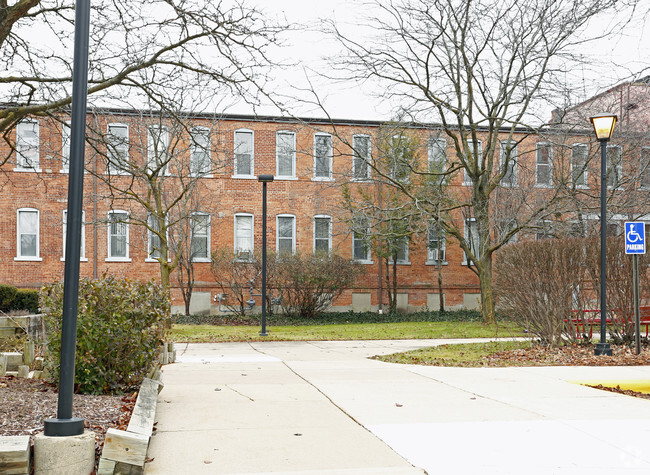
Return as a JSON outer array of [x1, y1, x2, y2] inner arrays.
[[0, 284, 39, 313], [173, 309, 484, 326]]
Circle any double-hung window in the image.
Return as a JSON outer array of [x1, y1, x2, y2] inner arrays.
[[314, 133, 333, 180], [390, 135, 410, 183], [190, 127, 211, 176], [427, 222, 446, 264], [61, 122, 71, 172], [352, 217, 371, 262], [16, 120, 40, 171], [107, 124, 129, 174], [428, 138, 446, 184], [234, 213, 253, 260], [276, 131, 296, 178], [535, 142, 553, 186], [571, 144, 588, 187], [314, 215, 332, 255], [234, 129, 254, 176], [500, 141, 517, 186], [352, 135, 371, 180], [190, 213, 210, 262], [606, 144, 622, 189], [148, 126, 169, 175], [107, 211, 130, 261], [16, 208, 40, 260], [62, 210, 86, 261], [277, 214, 296, 255]]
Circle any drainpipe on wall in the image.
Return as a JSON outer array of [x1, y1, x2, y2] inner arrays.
[[92, 147, 98, 279]]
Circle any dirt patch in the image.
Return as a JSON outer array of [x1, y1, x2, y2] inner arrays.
[[0, 375, 135, 466]]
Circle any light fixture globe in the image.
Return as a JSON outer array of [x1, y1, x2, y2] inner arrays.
[[590, 113, 617, 141]]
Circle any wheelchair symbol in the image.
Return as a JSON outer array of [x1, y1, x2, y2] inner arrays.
[[627, 225, 642, 243]]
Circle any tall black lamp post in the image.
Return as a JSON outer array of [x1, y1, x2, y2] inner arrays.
[[258, 174, 274, 336], [590, 113, 617, 357]]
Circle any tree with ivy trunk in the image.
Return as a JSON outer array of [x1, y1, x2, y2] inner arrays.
[[328, 0, 639, 323]]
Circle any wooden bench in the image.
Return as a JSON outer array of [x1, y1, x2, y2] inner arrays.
[[566, 307, 650, 338]]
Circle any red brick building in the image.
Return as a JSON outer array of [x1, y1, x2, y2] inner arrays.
[[1, 106, 647, 314]]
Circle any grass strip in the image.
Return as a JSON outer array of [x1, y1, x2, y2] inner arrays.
[[170, 321, 524, 343]]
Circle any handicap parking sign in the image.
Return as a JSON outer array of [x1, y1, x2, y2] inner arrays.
[[625, 222, 646, 254]]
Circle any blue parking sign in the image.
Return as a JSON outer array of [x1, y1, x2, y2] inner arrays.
[[625, 222, 646, 254]]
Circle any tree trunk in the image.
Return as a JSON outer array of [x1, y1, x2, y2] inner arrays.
[[478, 254, 496, 324]]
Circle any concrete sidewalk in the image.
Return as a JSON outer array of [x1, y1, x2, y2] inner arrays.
[[145, 340, 650, 474]]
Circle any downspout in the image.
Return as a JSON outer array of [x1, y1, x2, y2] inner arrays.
[[377, 180, 383, 313], [92, 145, 98, 279]]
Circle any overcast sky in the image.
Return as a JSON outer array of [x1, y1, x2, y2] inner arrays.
[[225, 0, 650, 123]]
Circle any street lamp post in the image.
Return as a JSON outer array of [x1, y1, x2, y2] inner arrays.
[[590, 113, 617, 357], [258, 174, 274, 336]]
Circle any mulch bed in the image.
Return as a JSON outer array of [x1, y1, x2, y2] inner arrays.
[[0, 376, 136, 468]]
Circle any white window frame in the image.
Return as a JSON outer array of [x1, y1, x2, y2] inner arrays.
[[606, 144, 623, 190], [571, 143, 588, 188], [463, 218, 479, 265], [276, 130, 296, 179], [190, 212, 211, 262], [426, 221, 446, 265], [62, 210, 87, 261], [234, 213, 254, 260], [61, 121, 71, 173], [276, 214, 296, 255], [428, 138, 446, 183], [106, 210, 131, 262], [352, 220, 372, 263], [190, 126, 212, 177], [500, 141, 517, 187], [352, 134, 371, 181], [147, 125, 170, 175], [233, 129, 254, 178], [464, 140, 481, 186], [388, 236, 410, 265], [106, 123, 129, 175], [313, 133, 333, 181], [535, 142, 553, 187], [313, 215, 332, 255], [15, 208, 42, 261], [15, 120, 40, 172], [640, 147, 650, 190]]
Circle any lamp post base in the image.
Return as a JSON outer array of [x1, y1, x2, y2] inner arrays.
[[44, 417, 85, 437], [259, 331, 268, 337], [594, 343, 613, 356]]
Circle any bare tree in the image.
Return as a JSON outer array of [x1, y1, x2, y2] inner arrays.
[[327, 0, 639, 323], [0, 0, 284, 157]]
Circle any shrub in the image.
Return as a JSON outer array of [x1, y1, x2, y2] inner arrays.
[[495, 238, 586, 347], [0, 284, 17, 312], [275, 253, 360, 319], [13, 289, 39, 313], [40, 277, 170, 395]]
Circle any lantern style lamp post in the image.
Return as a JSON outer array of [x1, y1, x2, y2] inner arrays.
[[590, 113, 617, 356], [258, 174, 274, 336]]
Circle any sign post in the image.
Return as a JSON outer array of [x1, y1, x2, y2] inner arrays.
[[624, 222, 646, 355]]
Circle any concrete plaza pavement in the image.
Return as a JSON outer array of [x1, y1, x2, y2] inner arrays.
[[145, 340, 650, 474]]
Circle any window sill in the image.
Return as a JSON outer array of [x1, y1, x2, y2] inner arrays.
[[191, 258, 212, 263], [105, 257, 132, 262], [351, 178, 372, 183], [13, 168, 42, 173], [388, 261, 411, 265], [60, 257, 89, 262], [190, 173, 213, 179], [14, 256, 43, 262], [232, 174, 256, 179], [426, 261, 448, 266], [354, 259, 374, 265], [574, 184, 589, 190], [535, 184, 553, 188], [312, 177, 333, 182], [275, 176, 298, 181]]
